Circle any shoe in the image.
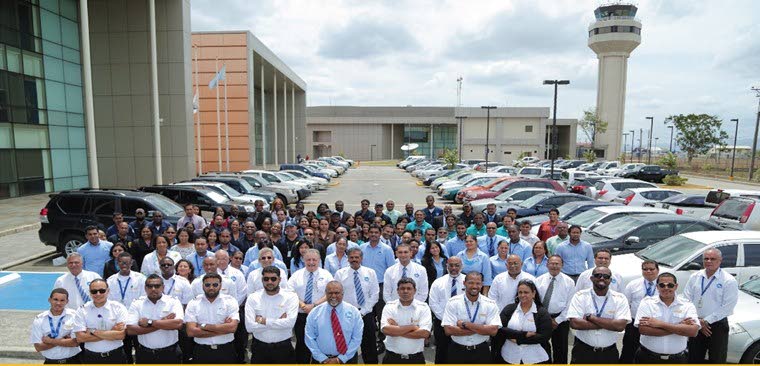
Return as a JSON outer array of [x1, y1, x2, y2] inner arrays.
[[376, 343, 386, 355]]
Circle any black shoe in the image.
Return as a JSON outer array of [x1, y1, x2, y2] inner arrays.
[[376, 343, 386, 355]]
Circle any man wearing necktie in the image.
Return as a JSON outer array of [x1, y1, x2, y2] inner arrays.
[[334, 248, 380, 363], [428, 257, 465, 364], [477, 222, 507, 257], [620, 260, 660, 363], [535, 255, 576, 364], [305, 281, 364, 364], [53, 253, 101, 309], [289, 249, 333, 363]]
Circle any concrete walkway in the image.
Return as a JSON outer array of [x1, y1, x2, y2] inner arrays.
[[0, 194, 49, 238]]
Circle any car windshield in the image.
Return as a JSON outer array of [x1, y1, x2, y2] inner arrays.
[[491, 180, 512, 191], [143, 195, 184, 216], [567, 208, 607, 227], [276, 173, 294, 181], [519, 194, 550, 208], [740, 277, 760, 299], [205, 190, 230, 203], [214, 183, 241, 197], [287, 171, 306, 178], [636, 235, 706, 268], [589, 216, 645, 239], [464, 178, 487, 187]]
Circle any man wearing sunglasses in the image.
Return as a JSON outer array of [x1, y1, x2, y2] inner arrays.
[[634, 273, 700, 363], [106, 252, 146, 363], [567, 266, 631, 363], [620, 260, 660, 363], [244, 265, 299, 363], [125, 274, 184, 363], [73, 279, 129, 364], [190, 257, 238, 301], [246, 248, 290, 293], [185, 273, 240, 363], [574, 249, 624, 293], [158, 257, 192, 305]]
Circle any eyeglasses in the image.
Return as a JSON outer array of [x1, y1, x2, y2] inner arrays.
[[657, 283, 676, 289], [146, 284, 163, 289], [160, 263, 174, 268], [592, 273, 612, 280], [90, 289, 107, 294], [204, 283, 220, 288], [262, 277, 278, 282]]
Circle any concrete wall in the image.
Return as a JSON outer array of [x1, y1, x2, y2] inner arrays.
[[89, 0, 194, 188]]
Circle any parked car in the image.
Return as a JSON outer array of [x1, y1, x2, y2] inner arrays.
[[431, 170, 474, 190], [331, 156, 354, 166], [39, 189, 185, 256], [526, 200, 621, 234], [318, 157, 349, 169], [567, 176, 612, 195], [464, 178, 565, 202], [566, 206, 674, 231], [306, 161, 344, 175], [272, 171, 316, 193], [710, 197, 760, 231], [470, 187, 557, 213], [613, 187, 684, 206], [194, 175, 297, 204], [438, 174, 509, 201], [423, 168, 465, 186], [242, 169, 309, 193], [705, 189, 760, 207], [461, 159, 486, 166], [608, 162, 645, 177], [517, 166, 548, 178], [582, 214, 721, 254], [279, 164, 331, 181], [649, 194, 711, 218], [596, 161, 620, 175], [592, 178, 658, 201], [201, 173, 300, 204], [537, 171, 564, 180], [578, 162, 604, 172], [497, 192, 594, 218], [280, 170, 329, 189], [561, 170, 600, 184], [140, 185, 254, 216], [727, 276, 760, 363], [172, 181, 270, 205], [456, 176, 519, 203], [398, 155, 426, 168], [619, 164, 678, 183], [491, 166, 518, 175], [557, 160, 586, 170], [512, 156, 540, 166], [473, 162, 504, 172]]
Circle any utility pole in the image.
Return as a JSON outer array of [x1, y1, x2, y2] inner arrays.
[[456, 76, 464, 161], [639, 128, 643, 163], [751, 87, 760, 181], [629, 130, 635, 163], [646, 117, 654, 164], [622, 133, 629, 163], [456, 116, 467, 161], [543, 80, 570, 177], [481, 106, 496, 172], [667, 125, 674, 152], [730, 118, 739, 180]]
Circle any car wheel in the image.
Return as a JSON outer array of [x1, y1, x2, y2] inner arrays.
[[740, 341, 760, 364], [276, 194, 288, 205], [60, 234, 85, 257]]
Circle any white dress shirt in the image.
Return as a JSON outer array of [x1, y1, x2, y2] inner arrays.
[[184, 294, 240, 345], [683, 268, 739, 324], [575, 267, 624, 293], [106, 272, 146, 307], [29, 309, 80, 360], [566, 288, 631, 348], [288, 268, 333, 313], [535, 272, 575, 323], [441, 294, 501, 346], [140, 251, 183, 276], [381, 299, 432, 354], [635, 295, 700, 354], [246, 267, 290, 294], [489, 271, 536, 311], [190, 275, 238, 304], [72, 300, 128, 352], [53, 271, 101, 309], [334, 266, 379, 316], [501, 302, 550, 364], [382, 262, 429, 302], [623, 277, 659, 318], [161, 275, 193, 305], [244, 289, 299, 343], [126, 294, 184, 349], [520, 233, 539, 245], [428, 274, 466, 320], [219, 266, 248, 305]]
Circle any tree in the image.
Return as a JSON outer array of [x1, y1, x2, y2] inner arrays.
[[579, 108, 609, 149], [582, 149, 596, 163], [667, 114, 728, 163], [441, 148, 459, 168], [658, 152, 677, 170]]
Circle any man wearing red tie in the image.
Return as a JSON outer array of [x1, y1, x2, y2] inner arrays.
[[305, 281, 364, 364]]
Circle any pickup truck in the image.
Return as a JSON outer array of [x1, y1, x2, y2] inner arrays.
[[620, 165, 678, 183]]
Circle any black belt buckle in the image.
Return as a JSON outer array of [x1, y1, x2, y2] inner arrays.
[[659, 354, 670, 360], [210, 344, 218, 350], [97, 350, 112, 358], [400, 354, 410, 359], [45, 358, 68, 364], [464, 345, 478, 350]]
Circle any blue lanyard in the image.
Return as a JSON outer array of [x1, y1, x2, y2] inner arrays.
[[117, 277, 131, 302], [464, 297, 480, 323], [47, 315, 65, 338], [592, 294, 609, 317], [533, 258, 544, 277], [645, 280, 655, 297], [701, 275, 717, 297], [164, 278, 175, 295], [195, 255, 203, 273]]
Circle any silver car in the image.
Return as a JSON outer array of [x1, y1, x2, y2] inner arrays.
[[727, 276, 760, 363]]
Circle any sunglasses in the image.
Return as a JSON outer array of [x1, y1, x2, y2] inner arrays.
[[204, 283, 220, 288], [262, 277, 278, 282], [657, 283, 676, 289], [160, 263, 174, 268], [146, 284, 163, 289], [592, 273, 612, 280], [90, 289, 107, 294]]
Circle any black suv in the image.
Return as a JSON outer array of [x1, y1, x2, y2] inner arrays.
[[139, 185, 252, 216], [39, 189, 185, 256]]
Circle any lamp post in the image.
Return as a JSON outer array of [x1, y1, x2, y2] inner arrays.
[[629, 129, 635, 163], [667, 125, 674, 152], [543, 79, 570, 177], [622, 133, 629, 163], [730, 118, 739, 180], [654, 137, 659, 156], [639, 128, 643, 163], [646, 117, 654, 164], [481, 106, 496, 172], [456, 116, 467, 161], [750, 87, 760, 181]]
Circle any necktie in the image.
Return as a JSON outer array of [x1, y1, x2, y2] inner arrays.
[[331, 308, 348, 355], [74, 276, 90, 303], [305, 271, 314, 304], [488, 237, 494, 256], [543, 276, 555, 307], [353, 271, 365, 307], [402, 266, 408, 279], [450, 277, 458, 297]]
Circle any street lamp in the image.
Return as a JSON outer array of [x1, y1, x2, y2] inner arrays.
[[629, 129, 635, 163], [543, 79, 570, 176], [639, 128, 643, 163], [667, 125, 674, 152], [456, 116, 467, 161], [654, 137, 659, 156], [646, 117, 654, 164], [731, 118, 739, 180], [622, 133, 629, 163], [481, 106, 496, 172]]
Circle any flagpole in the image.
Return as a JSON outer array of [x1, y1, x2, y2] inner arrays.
[[224, 65, 229, 171], [194, 45, 202, 175], [215, 57, 221, 170]]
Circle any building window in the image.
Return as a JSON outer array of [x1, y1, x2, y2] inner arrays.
[[525, 125, 533, 133]]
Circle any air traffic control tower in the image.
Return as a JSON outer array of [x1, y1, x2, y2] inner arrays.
[[588, 3, 641, 159]]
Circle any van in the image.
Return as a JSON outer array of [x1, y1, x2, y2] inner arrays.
[[279, 164, 331, 181]]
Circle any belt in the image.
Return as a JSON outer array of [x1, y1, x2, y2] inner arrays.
[[550, 312, 562, 318], [576, 338, 615, 353], [44, 356, 76, 364], [388, 351, 423, 359], [139, 343, 177, 354], [641, 346, 687, 360], [83, 348, 121, 358], [253, 338, 291, 347], [196, 342, 232, 350], [453, 341, 487, 351]]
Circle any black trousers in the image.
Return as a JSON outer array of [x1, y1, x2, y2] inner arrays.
[[361, 312, 379, 364], [570, 337, 619, 364], [374, 283, 386, 343], [310, 354, 358, 364], [432, 317, 451, 364], [123, 334, 136, 363], [250, 338, 295, 364], [135, 343, 181, 364], [549, 320, 569, 364], [619, 322, 640, 363], [295, 313, 312, 364], [81, 347, 127, 364], [688, 317, 729, 363], [448, 341, 491, 364], [178, 324, 194, 363], [43, 355, 81, 364], [635, 346, 687, 364], [233, 304, 248, 363], [382, 351, 425, 364], [193, 341, 236, 364]]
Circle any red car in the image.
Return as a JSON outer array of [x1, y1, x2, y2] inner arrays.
[[463, 178, 565, 202]]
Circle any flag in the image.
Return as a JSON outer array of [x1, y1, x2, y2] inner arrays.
[[192, 92, 199, 114], [208, 65, 226, 89]]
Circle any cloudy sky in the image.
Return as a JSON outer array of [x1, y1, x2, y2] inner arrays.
[[191, 0, 760, 146]]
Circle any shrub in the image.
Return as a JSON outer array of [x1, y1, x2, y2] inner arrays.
[[658, 152, 678, 170], [583, 149, 596, 163], [663, 174, 688, 186], [702, 162, 714, 171]]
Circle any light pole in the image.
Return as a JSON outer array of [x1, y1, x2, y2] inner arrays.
[[654, 137, 659, 156], [667, 125, 674, 152], [543, 80, 570, 177], [639, 128, 643, 163], [456, 116, 467, 161], [481, 106, 496, 172], [622, 133, 629, 163], [730, 118, 739, 180], [646, 117, 654, 164], [629, 129, 635, 163], [751, 87, 760, 181]]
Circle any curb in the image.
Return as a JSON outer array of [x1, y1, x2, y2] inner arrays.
[[0, 223, 40, 239], [0, 346, 42, 360], [682, 173, 760, 187], [0, 248, 57, 271]]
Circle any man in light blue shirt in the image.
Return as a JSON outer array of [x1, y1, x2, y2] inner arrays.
[[445, 222, 468, 258], [360, 226, 396, 286], [186, 237, 215, 277], [465, 212, 487, 237], [503, 224, 532, 261], [554, 225, 594, 279], [477, 222, 507, 256], [77, 226, 113, 277], [305, 281, 364, 364]]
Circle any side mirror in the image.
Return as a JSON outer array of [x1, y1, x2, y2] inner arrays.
[[147, 210, 157, 218], [506, 197, 514, 202], [624, 236, 640, 245], [683, 262, 703, 271]]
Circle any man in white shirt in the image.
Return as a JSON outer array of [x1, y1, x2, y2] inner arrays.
[[244, 265, 299, 364], [383, 244, 428, 303], [635, 272, 700, 363], [567, 266, 631, 363], [53, 253, 101, 309], [381, 277, 432, 364], [246, 248, 290, 293], [30, 288, 81, 363], [288, 248, 333, 363], [442, 272, 501, 363], [105, 251, 146, 363], [158, 257, 193, 305], [73, 278, 129, 364], [428, 256, 465, 364], [620, 259, 660, 363], [535, 254, 576, 364], [684, 248, 739, 363], [334, 247, 379, 364], [190, 257, 238, 301], [184, 273, 240, 364], [574, 248, 624, 292], [489, 254, 536, 311], [125, 274, 184, 363], [215, 250, 248, 363]]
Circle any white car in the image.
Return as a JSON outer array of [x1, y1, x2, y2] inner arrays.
[[303, 163, 338, 177], [608, 163, 645, 177], [282, 170, 329, 189], [565, 205, 673, 231], [596, 161, 620, 175], [241, 169, 308, 191], [492, 166, 518, 175], [273, 171, 317, 191], [309, 160, 345, 175], [398, 155, 426, 168], [512, 156, 540, 166], [710, 196, 760, 231], [592, 178, 658, 201], [469, 188, 556, 213], [206, 173, 299, 205], [331, 156, 354, 166], [561, 170, 600, 183], [437, 172, 508, 191], [172, 181, 267, 205], [613, 188, 684, 206], [517, 166, 549, 178], [726, 276, 760, 363]]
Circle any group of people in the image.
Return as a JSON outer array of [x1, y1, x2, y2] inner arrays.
[[32, 196, 738, 364]]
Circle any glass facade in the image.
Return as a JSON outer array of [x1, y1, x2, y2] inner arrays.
[[403, 124, 456, 158], [0, 0, 86, 198]]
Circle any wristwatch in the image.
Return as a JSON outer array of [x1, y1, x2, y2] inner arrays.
[[200, 323, 207, 330], [584, 313, 593, 321], [147, 320, 153, 327]]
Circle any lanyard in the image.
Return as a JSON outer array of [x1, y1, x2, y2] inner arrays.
[[195, 255, 203, 273], [533, 258, 544, 277], [47, 315, 65, 338], [645, 280, 655, 297], [464, 297, 480, 323], [701, 275, 717, 297], [117, 277, 132, 302], [592, 294, 609, 317], [164, 278, 175, 295]]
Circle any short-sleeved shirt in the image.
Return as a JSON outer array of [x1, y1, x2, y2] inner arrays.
[[106, 272, 146, 307], [77, 241, 113, 277], [30, 309, 80, 360], [635, 295, 700, 354], [441, 294, 501, 346], [53, 271, 101, 309], [184, 294, 240, 345], [289, 268, 333, 312], [381, 299, 432, 354], [566, 288, 631, 348], [126, 294, 184, 349], [72, 300, 128, 352]]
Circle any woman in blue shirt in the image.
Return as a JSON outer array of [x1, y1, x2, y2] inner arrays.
[[457, 235, 492, 289], [290, 240, 313, 273], [522, 240, 549, 277], [490, 240, 510, 280], [325, 237, 350, 275], [421, 240, 448, 290]]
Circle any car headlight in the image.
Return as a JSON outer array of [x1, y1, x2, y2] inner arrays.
[[243, 205, 255, 213], [729, 322, 747, 335]]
